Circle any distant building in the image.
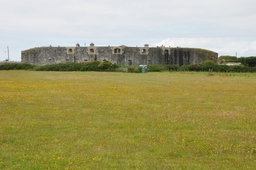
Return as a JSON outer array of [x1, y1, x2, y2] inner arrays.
[[226, 62, 242, 66], [21, 43, 218, 66]]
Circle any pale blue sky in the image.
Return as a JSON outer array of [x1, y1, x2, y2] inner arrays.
[[1, 0, 256, 61]]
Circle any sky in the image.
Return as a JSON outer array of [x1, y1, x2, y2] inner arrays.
[[0, 0, 256, 61]]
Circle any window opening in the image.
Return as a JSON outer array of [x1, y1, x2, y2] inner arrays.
[[114, 48, 121, 54], [128, 60, 132, 66]]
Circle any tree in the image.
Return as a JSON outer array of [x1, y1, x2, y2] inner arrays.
[[200, 60, 218, 71]]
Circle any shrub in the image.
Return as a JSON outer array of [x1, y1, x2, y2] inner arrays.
[[0, 63, 35, 70], [238, 57, 256, 67], [218, 56, 237, 62], [127, 66, 140, 73], [98, 61, 115, 71], [147, 64, 166, 72], [80, 61, 101, 71], [228, 66, 253, 72], [188, 64, 201, 71], [34, 63, 72, 71], [251, 67, 256, 72], [216, 65, 229, 72], [200, 60, 218, 71], [34, 61, 120, 72], [165, 64, 180, 71], [34, 61, 101, 71], [178, 65, 189, 71]]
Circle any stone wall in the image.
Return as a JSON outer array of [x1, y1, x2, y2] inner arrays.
[[21, 44, 218, 66]]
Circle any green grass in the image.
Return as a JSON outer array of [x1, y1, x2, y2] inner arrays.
[[1, 71, 256, 169]]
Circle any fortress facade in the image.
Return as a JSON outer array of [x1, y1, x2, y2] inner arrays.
[[21, 43, 218, 66]]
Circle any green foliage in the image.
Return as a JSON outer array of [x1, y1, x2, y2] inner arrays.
[[98, 61, 118, 71], [227, 65, 255, 72], [127, 66, 140, 73], [34, 61, 118, 71], [124, 63, 256, 73], [0, 63, 35, 70], [216, 65, 229, 72], [178, 65, 189, 71], [218, 56, 237, 62], [200, 60, 218, 71], [147, 64, 167, 72], [34, 63, 77, 71], [3, 60, 256, 73], [238, 57, 256, 67], [165, 64, 179, 71], [218, 56, 256, 67], [188, 64, 201, 71], [80, 61, 101, 71]]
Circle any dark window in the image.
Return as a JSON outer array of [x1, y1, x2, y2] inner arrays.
[[114, 48, 121, 54], [128, 60, 132, 66], [164, 50, 169, 64]]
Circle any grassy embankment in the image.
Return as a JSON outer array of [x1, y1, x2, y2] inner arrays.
[[1, 71, 256, 169]]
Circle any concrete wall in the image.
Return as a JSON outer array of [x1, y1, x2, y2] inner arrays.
[[21, 44, 218, 66]]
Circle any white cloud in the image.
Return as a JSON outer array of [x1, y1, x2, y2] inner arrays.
[[0, 0, 256, 61]]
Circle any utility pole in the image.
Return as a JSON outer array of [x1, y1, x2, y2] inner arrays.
[[7, 46, 10, 61]]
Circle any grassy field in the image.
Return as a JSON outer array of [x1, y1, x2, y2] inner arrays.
[[1, 71, 256, 169]]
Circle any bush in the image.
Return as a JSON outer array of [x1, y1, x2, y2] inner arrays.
[[34, 61, 120, 72], [218, 56, 237, 62], [34, 61, 102, 71], [147, 64, 166, 72], [80, 61, 101, 71], [0, 63, 35, 70], [216, 65, 229, 72], [98, 61, 116, 71], [178, 65, 189, 71], [251, 67, 256, 72], [34, 63, 74, 71], [238, 57, 256, 67], [127, 66, 140, 73], [165, 64, 180, 71], [200, 60, 218, 71], [188, 64, 201, 71], [227, 66, 253, 72]]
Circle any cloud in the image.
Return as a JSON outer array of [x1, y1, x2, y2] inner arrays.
[[0, 0, 256, 61]]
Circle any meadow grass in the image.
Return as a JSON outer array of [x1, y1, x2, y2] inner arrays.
[[1, 71, 256, 169]]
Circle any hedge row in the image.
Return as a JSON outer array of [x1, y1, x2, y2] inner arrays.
[[34, 61, 118, 71], [0, 63, 35, 70], [181, 60, 256, 72], [219, 56, 256, 67], [1, 60, 256, 73], [0, 61, 118, 71]]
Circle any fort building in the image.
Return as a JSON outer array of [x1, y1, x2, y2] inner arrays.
[[21, 43, 218, 66]]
